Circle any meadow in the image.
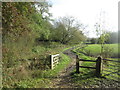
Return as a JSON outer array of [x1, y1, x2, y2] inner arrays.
[[75, 44, 119, 58]]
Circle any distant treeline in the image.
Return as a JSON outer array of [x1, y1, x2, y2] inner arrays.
[[86, 31, 119, 44]]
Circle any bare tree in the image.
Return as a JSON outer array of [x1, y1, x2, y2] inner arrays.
[[94, 11, 110, 57]]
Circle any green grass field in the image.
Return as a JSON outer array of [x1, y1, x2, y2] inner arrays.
[[78, 44, 119, 58]]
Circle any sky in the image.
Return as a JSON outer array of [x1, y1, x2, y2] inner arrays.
[[49, 0, 119, 38]]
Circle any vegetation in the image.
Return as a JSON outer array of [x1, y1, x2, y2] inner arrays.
[[52, 16, 86, 44], [3, 53, 71, 88], [71, 44, 119, 88], [83, 44, 118, 58], [2, 2, 86, 67], [87, 31, 118, 44], [2, 1, 119, 88], [2, 2, 86, 88]]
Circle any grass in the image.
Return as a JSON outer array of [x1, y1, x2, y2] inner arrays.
[[13, 78, 50, 88], [71, 46, 98, 87], [43, 53, 72, 78], [3, 37, 83, 88], [3, 42, 119, 88], [71, 44, 120, 88], [3, 49, 72, 88], [83, 44, 119, 57], [102, 59, 120, 81], [12, 53, 72, 88]]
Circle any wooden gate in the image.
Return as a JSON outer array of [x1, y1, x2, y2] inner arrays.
[[76, 55, 120, 80], [102, 58, 120, 82], [76, 55, 102, 77], [50, 54, 60, 69]]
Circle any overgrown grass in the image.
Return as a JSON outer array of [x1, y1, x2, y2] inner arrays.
[[3, 40, 73, 88], [11, 53, 72, 88], [13, 78, 50, 88]]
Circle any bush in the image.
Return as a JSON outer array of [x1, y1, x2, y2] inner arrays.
[[102, 46, 113, 58], [3, 50, 18, 68]]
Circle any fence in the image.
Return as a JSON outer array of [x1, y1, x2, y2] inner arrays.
[[50, 54, 60, 69], [76, 55, 120, 79], [76, 55, 102, 77], [102, 58, 120, 82]]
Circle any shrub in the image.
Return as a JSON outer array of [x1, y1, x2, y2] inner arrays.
[[102, 46, 113, 58]]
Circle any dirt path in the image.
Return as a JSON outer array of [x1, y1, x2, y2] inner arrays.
[[50, 47, 78, 88]]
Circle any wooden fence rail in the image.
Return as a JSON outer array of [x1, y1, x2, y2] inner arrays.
[[76, 55, 102, 77], [102, 58, 120, 62], [50, 54, 60, 69]]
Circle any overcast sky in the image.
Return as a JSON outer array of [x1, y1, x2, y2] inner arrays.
[[49, 0, 119, 38]]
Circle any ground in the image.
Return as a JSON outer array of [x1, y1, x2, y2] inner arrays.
[[49, 47, 78, 88]]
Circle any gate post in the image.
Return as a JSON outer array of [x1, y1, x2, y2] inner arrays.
[[96, 56, 102, 77], [51, 55, 53, 69], [76, 55, 79, 73]]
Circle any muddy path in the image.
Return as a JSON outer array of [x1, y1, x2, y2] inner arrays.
[[49, 47, 80, 88]]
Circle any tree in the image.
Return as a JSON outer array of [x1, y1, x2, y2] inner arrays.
[[2, 2, 37, 41], [35, 1, 52, 20], [2, 2, 53, 68], [90, 38, 97, 44], [94, 22, 110, 57], [53, 16, 86, 44], [94, 11, 113, 57]]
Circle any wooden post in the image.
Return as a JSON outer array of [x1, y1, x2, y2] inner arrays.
[[76, 55, 79, 73], [51, 55, 54, 69], [96, 56, 102, 77]]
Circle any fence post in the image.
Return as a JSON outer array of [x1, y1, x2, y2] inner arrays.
[[51, 55, 53, 69], [96, 56, 102, 77], [76, 55, 79, 73]]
